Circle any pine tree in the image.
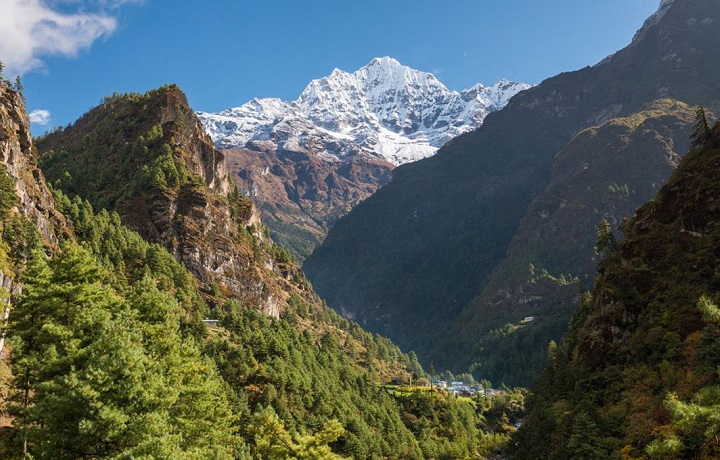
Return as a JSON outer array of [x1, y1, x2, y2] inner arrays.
[[566, 413, 607, 460], [691, 106, 712, 149], [698, 295, 720, 324], [594, 218, 618, 256], [8, 249, 52, 457], [0, 167, 17, 221]]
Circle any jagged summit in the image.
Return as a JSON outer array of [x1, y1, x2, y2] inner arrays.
[[199, 57, 531, 165]]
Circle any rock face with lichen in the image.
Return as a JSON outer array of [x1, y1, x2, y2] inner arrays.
[[36, 85, 310, 316], [0, 84, 67, 249]]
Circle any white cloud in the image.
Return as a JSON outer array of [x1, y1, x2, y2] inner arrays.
[[0, 0, 140, 75], [100, 0, 144, 7], [29, 109, 51, 125]]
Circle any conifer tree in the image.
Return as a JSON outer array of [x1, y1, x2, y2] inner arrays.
[[0, 167, 16, 220], [691, 106, 713, 149], [594, 218, 618, 256], [8, 249, 52, 457], [566, 413, 607, 460], [481, 379, 492, 403]]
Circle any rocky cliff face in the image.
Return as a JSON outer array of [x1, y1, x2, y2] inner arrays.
[[36, 86, 308, 316], [0, 84, 67, 249], [303, 0, 720, 383], [0, 81, 70, 377]]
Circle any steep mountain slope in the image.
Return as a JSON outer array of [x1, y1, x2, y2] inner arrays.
[[200, 57, 530, 258], [26, 85, 497, 459], [303, 0, 720, 380], [454, 100, 697, 384], [512, 120, 720, 460]]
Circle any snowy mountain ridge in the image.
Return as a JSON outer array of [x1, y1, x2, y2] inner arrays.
[[199, 57, 531, 165]]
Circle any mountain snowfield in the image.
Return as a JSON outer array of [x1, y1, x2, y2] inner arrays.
[[199, 57, 531, 165]]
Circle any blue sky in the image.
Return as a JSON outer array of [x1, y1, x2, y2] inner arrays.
[[0, 0, 661, 134]]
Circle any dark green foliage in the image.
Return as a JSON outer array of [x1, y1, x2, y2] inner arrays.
[[566, 413, 607, 460], [691, 106, 712, 149], [8, 243, 238, 459], [52, 189, 207, 330], [36, 87, 195, 220], [476, 386, 527, 431], [646, 297, 720, 459], [1, 214, 41, 273], [393, 391, 483, 459], [0, 166, 16, 221], [206, 299, 429, 459], [470, 313, 572, 387], [12, 76, 22, 94], [512, 123, 720, 458], [0, 167, 25, 274]]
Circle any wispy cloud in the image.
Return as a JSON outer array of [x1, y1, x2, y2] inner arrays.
[[100, 0, 144, 7], [29, 109, 51, 125], [0, 0, 141, 75]]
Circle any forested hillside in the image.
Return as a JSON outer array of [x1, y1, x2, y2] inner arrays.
[[0, 81, 514, 459], [511, 115, 720, 459]]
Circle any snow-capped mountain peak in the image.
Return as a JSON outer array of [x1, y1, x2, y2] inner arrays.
[[199, 58, 531, 165]]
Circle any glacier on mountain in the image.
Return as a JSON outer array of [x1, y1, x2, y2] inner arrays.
[[199, 57, 531, 166]]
